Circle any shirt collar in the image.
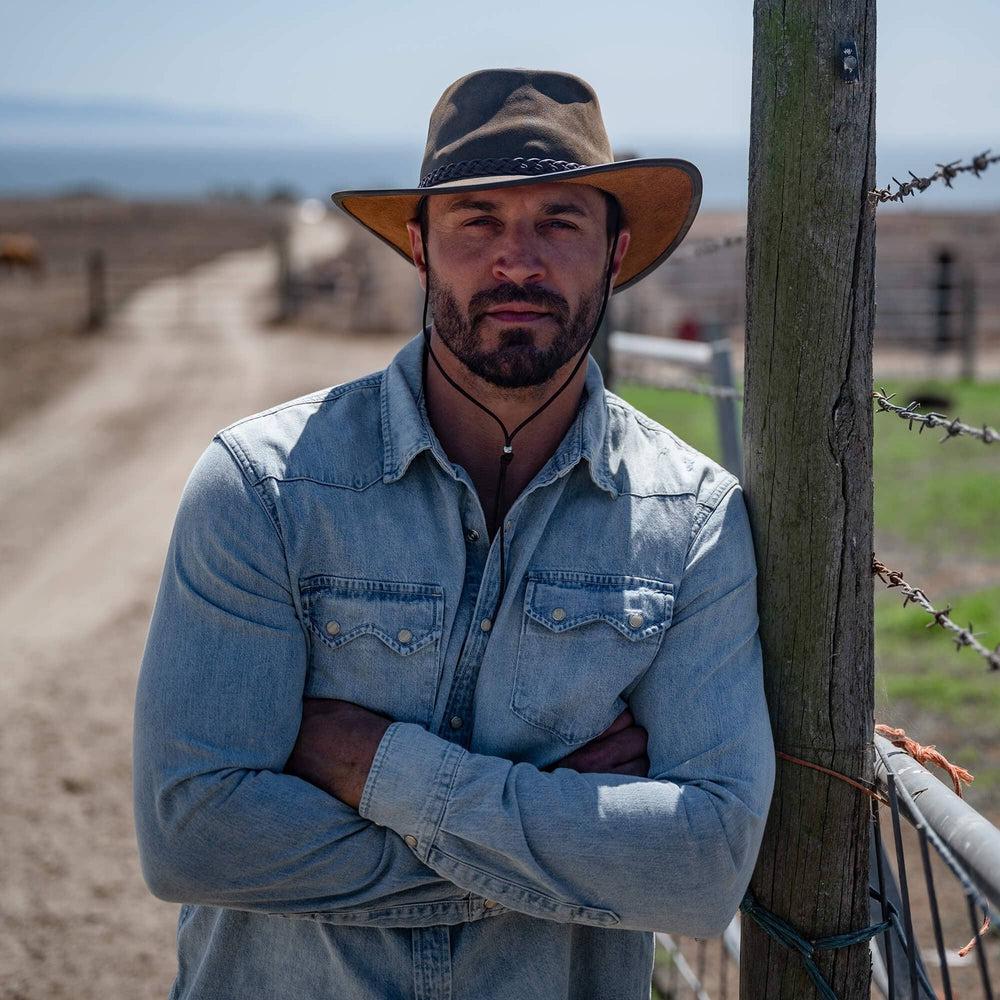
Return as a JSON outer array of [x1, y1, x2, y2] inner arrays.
[[380, 332, 618, 497]]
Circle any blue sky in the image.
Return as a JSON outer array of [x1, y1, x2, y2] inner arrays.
[[2, 0, 998, 145]]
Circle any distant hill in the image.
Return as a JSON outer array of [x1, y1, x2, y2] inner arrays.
[[0, 94, 314, 145]]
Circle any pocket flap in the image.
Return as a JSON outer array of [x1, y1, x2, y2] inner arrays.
[[302, 577, 443, 655], [524, 572, 674, 641]]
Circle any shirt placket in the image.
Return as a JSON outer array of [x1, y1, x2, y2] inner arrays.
[[433, 450, 579, 753], [411, 925, 452, 1000], [435, 476, 502, 751]]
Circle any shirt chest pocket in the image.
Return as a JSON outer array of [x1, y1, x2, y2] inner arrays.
[[301, 576, 445, 727], [511, 572, 674, 746]]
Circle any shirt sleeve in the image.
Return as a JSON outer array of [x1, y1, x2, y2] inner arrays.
[[132, 437, 467, 920], [358, 482, 776, 935]]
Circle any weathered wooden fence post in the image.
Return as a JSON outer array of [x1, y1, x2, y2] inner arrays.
[[84, 249, 107, 332], [741, 3, 877, 999]]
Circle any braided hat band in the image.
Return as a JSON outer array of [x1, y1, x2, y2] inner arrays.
[[419, 156, 586, 190], [332, 68, 703, 292]]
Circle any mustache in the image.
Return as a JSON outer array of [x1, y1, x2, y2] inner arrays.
[[468, 283, 569, 321]]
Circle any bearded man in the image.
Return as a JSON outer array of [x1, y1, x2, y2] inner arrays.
[[133, 68, 775, 1000]]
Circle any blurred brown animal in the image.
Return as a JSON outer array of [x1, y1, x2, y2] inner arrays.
[[0, 234, 45, 279]]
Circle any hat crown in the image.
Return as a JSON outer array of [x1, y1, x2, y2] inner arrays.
[[420, 69, 614, 187]]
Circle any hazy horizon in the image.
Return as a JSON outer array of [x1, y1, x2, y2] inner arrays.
[[3, 2, 998, 206]]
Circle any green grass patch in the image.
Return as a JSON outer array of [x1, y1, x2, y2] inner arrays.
[[617, 377, 999, 560], [875, 585, 1000, 800], [619, 376, 1000, 804], [873, 379, 1000, 560], [614, 381, 730, 459], [875, 586, 1000, 718]]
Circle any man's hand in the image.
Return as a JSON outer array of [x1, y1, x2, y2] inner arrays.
[[543, 708, 649, 776], [284, 698, 393, 810], [286, 699, 648, 812]]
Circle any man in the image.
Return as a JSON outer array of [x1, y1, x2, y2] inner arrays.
[[133, 68, 775, 999]]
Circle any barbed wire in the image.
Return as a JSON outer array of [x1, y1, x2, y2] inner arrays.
[[635, 376, 744, 401], [670, 233, 745, 263], [869, 149, 1000, 204], [873, 388, 998, 445], [872, 556, 1000, 671]]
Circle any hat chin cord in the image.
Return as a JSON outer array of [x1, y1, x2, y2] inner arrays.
[[418, 209, 621, 619]]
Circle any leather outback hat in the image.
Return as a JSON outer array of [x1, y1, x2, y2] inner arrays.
[[331, 68, 702, 291]]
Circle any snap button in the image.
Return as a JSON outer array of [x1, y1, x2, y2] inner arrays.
[[483, 899, 498, 909], [480, 618, 492, 632], [466, 528, 480, 542], [325, 621, 341, 636], [449, 716, 464, 730], [404, 835, 418, 848], [628, 612, 645, 629], [551, 608, 567, 622], [397, 628, 413, 644]]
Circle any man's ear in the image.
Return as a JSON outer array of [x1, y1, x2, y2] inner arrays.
[[610, 227, 632, 284], [405, 220, 427, 291]]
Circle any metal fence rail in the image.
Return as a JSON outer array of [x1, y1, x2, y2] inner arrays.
[[653, 734, 1000, 999], [609, 328, 743, 477]]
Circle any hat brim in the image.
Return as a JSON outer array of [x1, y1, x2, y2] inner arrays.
[[330, 158, 702, 292]]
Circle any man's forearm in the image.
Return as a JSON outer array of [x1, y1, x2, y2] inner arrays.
[[283, 698, 393, 810], [357, 718, 773, 935]]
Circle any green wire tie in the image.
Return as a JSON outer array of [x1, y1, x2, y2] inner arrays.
[[740, 892, 892, 1000]]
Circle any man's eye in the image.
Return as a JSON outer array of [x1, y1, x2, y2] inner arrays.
[[464, 217, 498, 227], [543, 220, 577, 230]]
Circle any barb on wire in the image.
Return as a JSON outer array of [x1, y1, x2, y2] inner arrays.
[[872, 556, 1000, 671], [873, 388, 999, 445], [669, 232, 745, 263], [870, 148, 1000, 204]]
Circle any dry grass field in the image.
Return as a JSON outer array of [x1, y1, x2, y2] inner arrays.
[[0, 196, 284, 432]]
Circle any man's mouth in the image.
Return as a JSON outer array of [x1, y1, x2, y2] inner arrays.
[[484, 307, 551, 323]]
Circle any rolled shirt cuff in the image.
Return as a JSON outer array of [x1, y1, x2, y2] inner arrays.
[[358, 721, 466, 863]]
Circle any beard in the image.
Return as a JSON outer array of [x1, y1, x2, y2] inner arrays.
[[427, 268, 606, 389]]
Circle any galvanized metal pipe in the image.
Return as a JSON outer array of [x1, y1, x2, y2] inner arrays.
[[874, 734, 1000, 916]]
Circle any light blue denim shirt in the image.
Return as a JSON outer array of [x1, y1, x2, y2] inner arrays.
[[133, 331, 775, 1000]]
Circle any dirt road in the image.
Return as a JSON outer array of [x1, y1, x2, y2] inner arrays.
[[0, 212, 409, 999]]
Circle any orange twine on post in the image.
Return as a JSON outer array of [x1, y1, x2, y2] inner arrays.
[[775, 750, 890, 807], [778, 726, 986, 958], [875, 724, 974, 798]]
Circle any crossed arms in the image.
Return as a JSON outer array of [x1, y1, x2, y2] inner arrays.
[[132, 439, 775, 935]]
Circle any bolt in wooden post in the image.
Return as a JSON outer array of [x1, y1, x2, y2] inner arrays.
[[741, 3, 876, 999]]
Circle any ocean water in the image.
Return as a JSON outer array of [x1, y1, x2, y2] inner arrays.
[[1, 141, 997, 211]]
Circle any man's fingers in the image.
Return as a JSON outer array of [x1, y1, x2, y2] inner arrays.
[[587, 724, 648, 765], [610, 756, 650, 777], [598, 708, 634, 739], [553, 724, 648, 773]]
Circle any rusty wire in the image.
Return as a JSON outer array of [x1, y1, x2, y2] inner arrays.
[[873, 388, 999, 445], [869, 148, 1000, 204], [872, 557, 1000, 671]]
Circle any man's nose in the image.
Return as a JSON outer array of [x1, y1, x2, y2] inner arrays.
[[491, 225, 546, 286]]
